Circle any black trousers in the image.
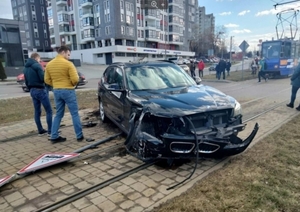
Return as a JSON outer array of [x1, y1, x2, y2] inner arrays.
[[258, 71, 266, 82]]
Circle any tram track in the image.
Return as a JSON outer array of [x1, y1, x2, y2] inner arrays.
[[31, 100, 294, 212]]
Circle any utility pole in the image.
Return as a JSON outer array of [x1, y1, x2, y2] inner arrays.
[[229, 36, 234, 62]]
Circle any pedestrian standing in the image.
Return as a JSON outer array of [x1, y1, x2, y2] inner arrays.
[[216, 63, 221, 80], [198, 59, 205, 77], [226, 60, 231, 76], [23, 53, 52, 137], [286, 62, 300, 111], [258, 58, 268, 82], [189, 59, 196, 78], [44, 46, 84, 143], [218, 59, 227, 79]]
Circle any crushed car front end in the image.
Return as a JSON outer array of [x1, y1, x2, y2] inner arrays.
[[125, 99, 259, 162]]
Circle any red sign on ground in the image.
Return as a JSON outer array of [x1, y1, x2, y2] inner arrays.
[[0, 176, 13, 187], [17, 153, 80, 174]]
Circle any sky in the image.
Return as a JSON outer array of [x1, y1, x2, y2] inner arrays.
[[200, 0, 300, 52], [0, 0, 300, 52]]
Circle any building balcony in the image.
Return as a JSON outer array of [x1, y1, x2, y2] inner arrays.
[[82, 25, 94, 29], [81, 0, 93, 8], [81, 12, 93, 18], [145, 36, 161, 42], [168, 39, 183, 45], [144, 13, 159, 20], [56, 0, 67, 6], [145, 24, 160, 30], [59, 30, 70, 35], [81, 34, 95, 42]]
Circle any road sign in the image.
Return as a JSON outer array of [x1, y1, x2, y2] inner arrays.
[[0, 176, 12, 187], [17, 153, 80, 174], [239, 40, 249, 52]]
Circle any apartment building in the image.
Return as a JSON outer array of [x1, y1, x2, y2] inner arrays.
[[11, 0, 51, 52], [0, 18, 27, 67], [46, 0, 197, 64]]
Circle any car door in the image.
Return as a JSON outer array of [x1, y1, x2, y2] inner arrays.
[[102, 66, 126, 128]]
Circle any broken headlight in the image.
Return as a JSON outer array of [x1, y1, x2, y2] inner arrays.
[[233, 100, 242, 117]]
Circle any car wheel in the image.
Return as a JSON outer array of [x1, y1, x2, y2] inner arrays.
[[99, 98, 107, 123]]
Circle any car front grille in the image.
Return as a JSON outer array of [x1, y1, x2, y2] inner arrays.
[[188, 109, 232, 128]]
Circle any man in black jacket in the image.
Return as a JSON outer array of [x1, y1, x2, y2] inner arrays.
[[24, 53, 53, 137]]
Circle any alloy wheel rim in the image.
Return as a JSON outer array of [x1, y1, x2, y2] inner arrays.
[[100, 101, 105, 121]]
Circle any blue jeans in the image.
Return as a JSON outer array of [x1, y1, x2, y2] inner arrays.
[[30, 88, 52, 134], [290, 86, 300, 105], [51, 89, 83, 139]]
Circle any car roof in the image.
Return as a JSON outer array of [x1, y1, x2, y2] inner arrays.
[[110, 61, 175, 68]]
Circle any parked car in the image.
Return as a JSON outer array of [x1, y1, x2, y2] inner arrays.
[[21, 71, 87, 92], [209, 63, 218, 71], [178, 64, 190, 74], [97, 61, 259, 162]]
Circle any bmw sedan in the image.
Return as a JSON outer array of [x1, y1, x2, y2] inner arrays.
[[97, 61, 259, 162]]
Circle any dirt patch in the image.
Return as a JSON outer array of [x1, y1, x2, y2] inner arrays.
[[0, 90, 98, 126], [154, 114, 300, 212]]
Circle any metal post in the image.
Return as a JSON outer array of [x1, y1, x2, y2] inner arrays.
[[229, 36, 234, 62]]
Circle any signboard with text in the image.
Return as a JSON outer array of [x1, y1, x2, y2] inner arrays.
[[18, 153, 80, 174]]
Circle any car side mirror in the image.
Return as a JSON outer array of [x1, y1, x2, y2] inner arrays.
[[108, 83, 122, 90], [194, 76, 202, 85]]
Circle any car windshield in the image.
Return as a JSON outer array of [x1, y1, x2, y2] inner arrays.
[[125, 63, 196, 90]]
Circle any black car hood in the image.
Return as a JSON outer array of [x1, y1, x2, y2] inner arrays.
[[129, 85, 235, 116]]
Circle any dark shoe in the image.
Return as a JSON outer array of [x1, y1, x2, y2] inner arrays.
[[286, 103, 294, 108], [38, 129, 48, 136], [51, 136, 66, 144], [296, 106, 300, 111], [48, 130, 61, 139], [77, 136, 84, 142]]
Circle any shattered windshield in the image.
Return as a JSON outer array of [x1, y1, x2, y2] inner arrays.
[[125, 64, 196, 90]]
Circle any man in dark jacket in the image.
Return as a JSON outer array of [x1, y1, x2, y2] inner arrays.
[[218, 59, 227, 79], [24, 53, 52, 136], [286, 62, 300, 111]]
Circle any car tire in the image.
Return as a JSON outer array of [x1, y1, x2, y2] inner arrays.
[[99, 98, 108, 123], [22, 87, 29, 92]]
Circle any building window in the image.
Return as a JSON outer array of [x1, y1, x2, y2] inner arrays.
[[32, 14, 36, 21], [25, 23, 29, 30], [31, 5, 35, 12], [105, 26, 111, 35], [30, 0, 34, 2], [34, 32, 39, 38], [45, 40, 48, 47], [121, 26, 125, 34], [97, 54, 103, 57], [116, 52, 125, 57], [40, 0, 44, 4], [35, 40, 40, 46], [105, 14, 110, 22], [27, 40, 31, 46], [120, 0, 124, 9]]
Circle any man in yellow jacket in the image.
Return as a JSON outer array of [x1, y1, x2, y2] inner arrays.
[[45, 46, 84, 143]]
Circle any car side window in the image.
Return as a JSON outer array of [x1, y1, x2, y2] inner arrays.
[[103, 67, 124, 89]]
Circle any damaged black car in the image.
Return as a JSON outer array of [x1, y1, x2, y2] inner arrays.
[[97, 61, 259, 162]]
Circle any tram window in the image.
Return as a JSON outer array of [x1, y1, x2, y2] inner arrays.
[[283, 42, 291, 57]]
